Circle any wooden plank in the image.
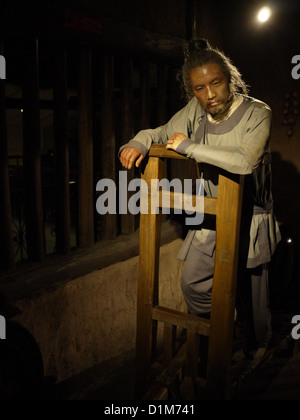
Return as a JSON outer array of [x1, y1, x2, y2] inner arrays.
[[100, 55, 117, 239], [148, 145, 218, 215], [121, 58, 135, 234], [78, 48, 94, 247], [140, 62, 150, 130], [157, 343, 187, 387], [152, 306, 210, 336], [206, 173, 244, 400], [163, 323, 177, 365], [1, 6, 184, 60], [186, 0, 198, 39], [53, 45, 71, 255], [22, 38, 45, 262], [135, 156, 164, 399], [0, 41, 14, 270], [147, 190, 217, 215], [204, 197, 218, 216], [186, 329, 200, 379], [157, 64, 168, 126], [149, 144, 189, 160]]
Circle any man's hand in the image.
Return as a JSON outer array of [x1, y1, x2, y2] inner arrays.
[[166, 132, 188, 152], [120, 147, 144, 170]]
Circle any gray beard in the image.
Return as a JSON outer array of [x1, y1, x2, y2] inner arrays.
[[209, 93, 235, 122]]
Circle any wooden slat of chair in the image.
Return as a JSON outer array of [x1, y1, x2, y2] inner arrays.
[[135, 156, 164, 397], [149, 143, 189, 160], [152, 306, 210, 336], [206, 173, 244, 400], [147, 191, 217, 216]]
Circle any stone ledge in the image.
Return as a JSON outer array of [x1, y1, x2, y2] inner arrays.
[[0, 220, 183, 302]]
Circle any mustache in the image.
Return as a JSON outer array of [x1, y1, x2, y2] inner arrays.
[[207, 99, 223, 106], [206, 92, 234, 109]]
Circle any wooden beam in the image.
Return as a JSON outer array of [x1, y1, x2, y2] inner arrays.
[[206, 173, 244, 400], [121, 58, 135, 234], [0, 41, 15, 270], [156, 343, 187, 390], [157, 64, 168, 125], [185, 0, 198, 40], [146, 191, 217, 216], [78, 47, 94, 248], [140, 62, 151, 130], [1, 5, 185, 60], [152, 306, 210, 336], [53, 46, 71, 255], [22, 38, 45, 262], [135, 156, 164, 399], [186, 329, 200, 379], [163, 323, 177, 365], [149, 144, 189, 160], [100, 55, 117, 240]]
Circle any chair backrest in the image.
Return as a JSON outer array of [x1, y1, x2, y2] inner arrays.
[[136, 144, 245, 400]]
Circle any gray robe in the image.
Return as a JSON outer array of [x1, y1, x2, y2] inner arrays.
[[120, 94, 281, 268]]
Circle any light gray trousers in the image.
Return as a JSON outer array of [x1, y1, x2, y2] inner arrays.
[[181, 234, 272, 347]]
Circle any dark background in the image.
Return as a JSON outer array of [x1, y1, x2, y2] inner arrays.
[[0, 0, 300, 400], [0, 0, 299, 299]]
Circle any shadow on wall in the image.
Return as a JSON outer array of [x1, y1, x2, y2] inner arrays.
[[272, 151, 300, 241], [270, 151, 300, 292], [0, 293, 55, 400]]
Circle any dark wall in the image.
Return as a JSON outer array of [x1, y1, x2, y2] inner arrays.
[[1, 0, 300, 272], [76, 0, 187, 38]]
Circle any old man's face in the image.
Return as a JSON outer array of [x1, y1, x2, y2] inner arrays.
[[190, 62, 232, 121]]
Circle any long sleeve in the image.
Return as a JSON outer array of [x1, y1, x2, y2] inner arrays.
[[118, 97, 201, 157], [119, 126, 168, 157], [177, 103, 272, 175]]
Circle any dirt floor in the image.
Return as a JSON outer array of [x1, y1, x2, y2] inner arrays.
[[1, 245, 299, 401], [50, 282, 300, 401]]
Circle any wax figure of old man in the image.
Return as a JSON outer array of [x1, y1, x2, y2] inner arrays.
[[119, 39, 281, 357]]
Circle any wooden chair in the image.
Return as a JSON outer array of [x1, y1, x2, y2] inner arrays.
[[135, 144, 244, 400]]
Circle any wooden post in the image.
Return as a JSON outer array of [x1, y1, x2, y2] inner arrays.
[[206, 173, 244, 400], [163, 324, 177, 365], [140, 62, 150, 130], [100, 55, 117, 239], [135, 156, 164, 399], [185, 0, 198, 40], [78, 47, 94, 248], [168, 66, 183, 119], [186, 329, 200, 379], [121, 58, 135, 234], [22, 38, 45, 261], [53, 46, 71, 255], [0, 42, 15, 270], [157, 64, 168, 126]]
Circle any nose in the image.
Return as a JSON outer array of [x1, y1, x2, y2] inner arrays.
[[207, 86, 216, 100]]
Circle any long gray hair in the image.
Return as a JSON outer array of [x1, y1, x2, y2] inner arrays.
[[180, 39, 249, 101]]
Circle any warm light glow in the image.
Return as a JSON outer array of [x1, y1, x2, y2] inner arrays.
[[257, 6, 272, 23]]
